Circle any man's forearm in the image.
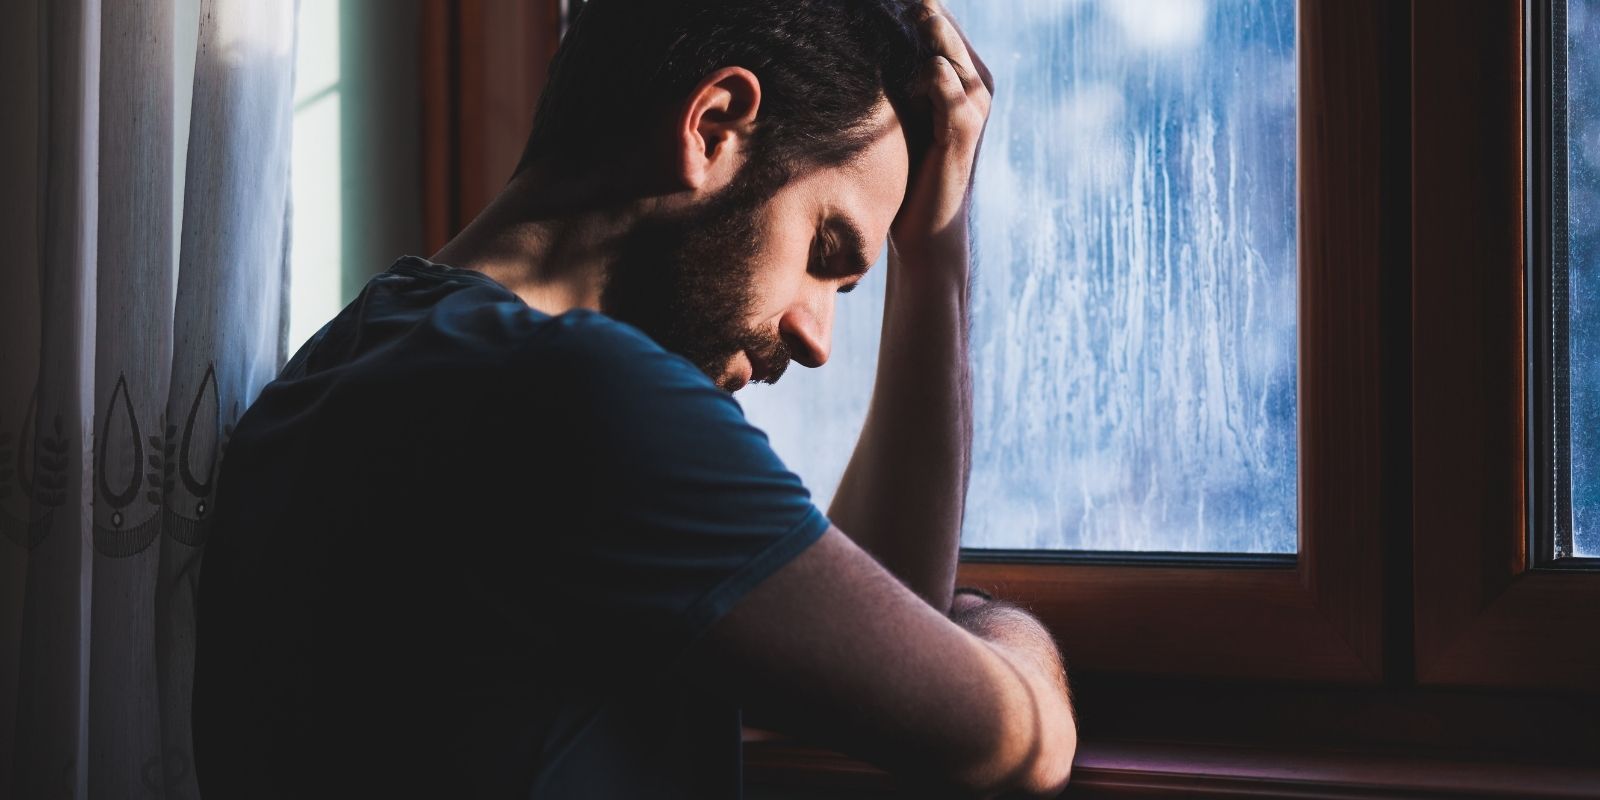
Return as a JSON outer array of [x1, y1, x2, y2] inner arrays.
[[827, 244, 972, 612], [829, 1, 989, 613]]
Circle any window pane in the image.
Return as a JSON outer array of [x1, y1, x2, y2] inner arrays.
[[288, 0, 344, 352], [1568, 0, 1600, 557], [739, 0, 1298, 554]]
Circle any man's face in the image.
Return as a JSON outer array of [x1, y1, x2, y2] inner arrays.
[[601, 103, 910, 392]]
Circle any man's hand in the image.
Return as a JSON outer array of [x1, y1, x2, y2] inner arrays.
[[827, 3, 993, 613], [891, 5, 994, 263]]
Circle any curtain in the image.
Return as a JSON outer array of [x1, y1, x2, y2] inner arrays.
[[0, 1, 297, 797]]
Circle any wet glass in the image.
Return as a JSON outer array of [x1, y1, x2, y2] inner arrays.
[[1568, 0, 1599, 557]]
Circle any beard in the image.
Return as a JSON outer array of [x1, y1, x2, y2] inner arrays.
[[600, 170, 793, 392]]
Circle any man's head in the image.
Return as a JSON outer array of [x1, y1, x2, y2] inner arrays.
[[518, 0, 932, 391]]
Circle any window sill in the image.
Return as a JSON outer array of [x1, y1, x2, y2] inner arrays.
[[743, 736, 1600, 799]]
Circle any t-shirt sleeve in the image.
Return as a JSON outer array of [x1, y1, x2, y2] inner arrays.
[[518, 313, 830, 661]]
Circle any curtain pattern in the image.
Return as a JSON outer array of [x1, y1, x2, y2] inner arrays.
[[1, 1, 296, 797]]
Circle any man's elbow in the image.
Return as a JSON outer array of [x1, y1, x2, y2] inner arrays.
[[1019, 717, 1077, 798], [948, 701, 1077, 798], [1001, 707, 1077, 798]]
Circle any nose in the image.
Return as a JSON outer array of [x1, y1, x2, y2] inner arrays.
[[778, 290, 835, 368]]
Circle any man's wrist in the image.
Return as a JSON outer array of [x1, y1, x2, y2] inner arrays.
[[887, 242, 971, 302], [891, 230, 970, 270]]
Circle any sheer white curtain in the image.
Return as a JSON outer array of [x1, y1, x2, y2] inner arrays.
[[0, 1, 296, 797]]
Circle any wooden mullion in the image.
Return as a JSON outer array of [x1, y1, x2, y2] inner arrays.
[[1295, 0, 1389, 679]]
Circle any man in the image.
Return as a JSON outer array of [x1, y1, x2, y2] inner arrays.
[[193, 0, 1076, 797]]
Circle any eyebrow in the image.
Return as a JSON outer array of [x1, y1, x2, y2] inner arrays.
[[823, 216, 875, 278]]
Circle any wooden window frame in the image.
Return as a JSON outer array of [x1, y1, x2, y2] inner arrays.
[[1412, 0, 1600, 692], [421, 0, 565, 254]]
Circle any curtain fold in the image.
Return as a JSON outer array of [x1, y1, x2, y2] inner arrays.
[[88, 3, 175, 797], [3, 1, 296, 797], [0, 0, 41, 787], [9, 3, 102, 798], [157, 4, 296, 797]]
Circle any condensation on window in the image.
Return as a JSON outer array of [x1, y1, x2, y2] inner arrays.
[[739, 0, 1299, 553], [1568, 0, 1599, 557]]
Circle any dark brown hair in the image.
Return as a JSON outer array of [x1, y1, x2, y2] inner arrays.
[[516, 0, 932, 189]]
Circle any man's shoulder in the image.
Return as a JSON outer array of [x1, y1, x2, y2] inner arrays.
[[399, 303, 734, 440], [289, 260, 707, 398], [523, 310, 703, 388]]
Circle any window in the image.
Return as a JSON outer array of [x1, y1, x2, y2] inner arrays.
[[741, 0, 1300, 555], [1561, 0, 1599, 559], [286, 2, 427, 353], [290, 0, 345, 352], [1531, 0, 1600, 565], [426, 5, 1600, 776]]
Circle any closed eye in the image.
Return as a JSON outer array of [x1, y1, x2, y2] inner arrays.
[[810, 236, 836, 275], [811, 217, 874, 281], [838, 281, 861, 295]]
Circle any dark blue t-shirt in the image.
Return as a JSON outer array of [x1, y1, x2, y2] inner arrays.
[[193, 256, 829, 798]]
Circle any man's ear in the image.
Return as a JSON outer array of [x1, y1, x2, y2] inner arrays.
[[675, 67, 762, 192]]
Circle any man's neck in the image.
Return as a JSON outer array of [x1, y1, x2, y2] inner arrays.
[[429, 170, 650, 316]]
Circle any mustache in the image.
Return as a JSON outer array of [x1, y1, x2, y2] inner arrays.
[[741, 328, 792, 386]]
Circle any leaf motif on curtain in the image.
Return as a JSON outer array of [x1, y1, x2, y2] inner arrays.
[[178, 360, 218, 508], [164, 363, 231, 548], [0, 353, 59, 552], [35, 405, 70, 511], [146, 414, 168, 506], [92, 372, 162, 557], [15, 387, 37, 500], [96, 372, 145, 522], [4, 391, 70, 550], [37, 415, 70, 513]]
